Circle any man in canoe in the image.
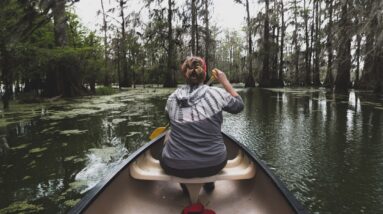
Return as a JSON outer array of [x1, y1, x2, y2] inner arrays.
[[160, 56, 244, 192]]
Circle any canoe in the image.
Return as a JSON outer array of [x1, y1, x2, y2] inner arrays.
[[70, 132, 307, 214]]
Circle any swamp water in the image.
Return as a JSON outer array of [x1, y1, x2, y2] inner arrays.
[[0, 87, 382, 213]]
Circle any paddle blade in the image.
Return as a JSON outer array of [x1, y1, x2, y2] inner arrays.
[[149, 127, 167, 140]]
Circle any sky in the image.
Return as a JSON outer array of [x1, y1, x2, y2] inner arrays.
[[74, 0, 253, 34]]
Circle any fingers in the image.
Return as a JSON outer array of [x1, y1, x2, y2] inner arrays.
[[212, 68, 227, 83], [212, 68, 219, 79], [212, 68, 223, 78]]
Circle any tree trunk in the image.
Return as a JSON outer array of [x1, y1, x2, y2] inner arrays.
[[271, 26, 275, 80], [334, 0, 351, 92], [293, 0, 299, 85], [164, 0, 176, 87], [304, 0, 311, 85], [90, 78, 96, 93], [116, 36, 121, 88], [312, 0, 321, 86], [358, 21, 374, 88], [323, 0, 334, 87], [101, 0, 110, 86], [245, 0, 255, 87], [45, 0, 83, 98], [373, 2, 383, 93], [279, 0, 285, 83], [355, 21, 361, 84], [357, 0, 383, 93], [53, 0, 68, 47], [119, 0, 130, 87], [377, 51, 383, 93], [47, 0, 68, 97], [259, 0, 270, 87], [204, 0, 210, 81], [273, 20, 280, 84], [196, 15, 200, 56], [0, 42, 12, 110], [191, 0, 197, 55], [309, 1, 314, 85]]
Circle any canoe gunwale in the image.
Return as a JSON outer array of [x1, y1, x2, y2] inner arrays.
[[69, 132, 307, 214], [222, 133, 308, 214]]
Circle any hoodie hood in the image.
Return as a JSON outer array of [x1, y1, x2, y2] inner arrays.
[[175, 85, 208, 108]]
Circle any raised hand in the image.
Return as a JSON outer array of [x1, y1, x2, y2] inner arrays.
[[211, 68, 238, 97]]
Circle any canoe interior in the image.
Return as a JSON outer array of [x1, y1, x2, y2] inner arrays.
[[81, 135, 299, 214]]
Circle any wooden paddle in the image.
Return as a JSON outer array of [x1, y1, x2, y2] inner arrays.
[[149, 69, 219, 140]]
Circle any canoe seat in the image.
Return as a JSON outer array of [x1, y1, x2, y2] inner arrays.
[[130, 149, 256, 203]]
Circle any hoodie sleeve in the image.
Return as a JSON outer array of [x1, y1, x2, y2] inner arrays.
[[165, 90, 179, 120], [211, 87, 244, 114]]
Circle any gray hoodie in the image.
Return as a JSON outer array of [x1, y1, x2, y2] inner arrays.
[[161, 84, 244, 169]]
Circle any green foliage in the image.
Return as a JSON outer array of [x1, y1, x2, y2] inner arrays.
[[0, 0, 106, 100], [215, 30, 245, 82], [95, 86, 116, 95]]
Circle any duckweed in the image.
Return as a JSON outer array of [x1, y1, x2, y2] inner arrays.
[[0, 201, 43, 213], [64, 199, 81, 207], [12, 144, 29, 150], [59, 129, 88, 135], [22, 176, 32, 180], [29, 147, 48, 154], [64, 156, 77, 162]]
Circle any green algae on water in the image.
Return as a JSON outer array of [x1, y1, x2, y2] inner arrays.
[[29, 147, 47, 154], [0, 119, 16, 128], [264, 88, 324, 93], [12, 144, 29, 150], [28, 160, 36, 166], [128, 121, 151, 127], [0, 201, 43, 214], [22, 176, 32, 180], [126, 132, 141, 137], [73, 158, 84, 163], [41, 127, 55, 133], [112, 118, 126, 124], [68, 180, 88, 192], [64, 199, 81, 207], [60, 129, 88, 135], [64, 156, 77, 162]]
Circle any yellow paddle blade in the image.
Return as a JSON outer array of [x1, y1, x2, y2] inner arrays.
[[149, 127, 167, 140]]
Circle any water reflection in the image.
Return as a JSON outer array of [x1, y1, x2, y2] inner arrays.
[[223, 88, 383, 213], [0, 89, 171, 213], [0, 88, 382, 213]]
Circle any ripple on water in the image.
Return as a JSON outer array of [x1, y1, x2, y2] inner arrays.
[[74, 143, 128, 193]]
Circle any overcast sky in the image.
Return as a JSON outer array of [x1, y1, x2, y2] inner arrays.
[[73, 0, 258, 34]]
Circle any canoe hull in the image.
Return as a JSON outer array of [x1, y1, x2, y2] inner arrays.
[[70, 133, 307, 214]]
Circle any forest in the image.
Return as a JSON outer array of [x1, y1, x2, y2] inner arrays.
[[0, 0, 382, 110]]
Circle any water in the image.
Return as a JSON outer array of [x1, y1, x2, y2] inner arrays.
[[0, 87, 382, 213]]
